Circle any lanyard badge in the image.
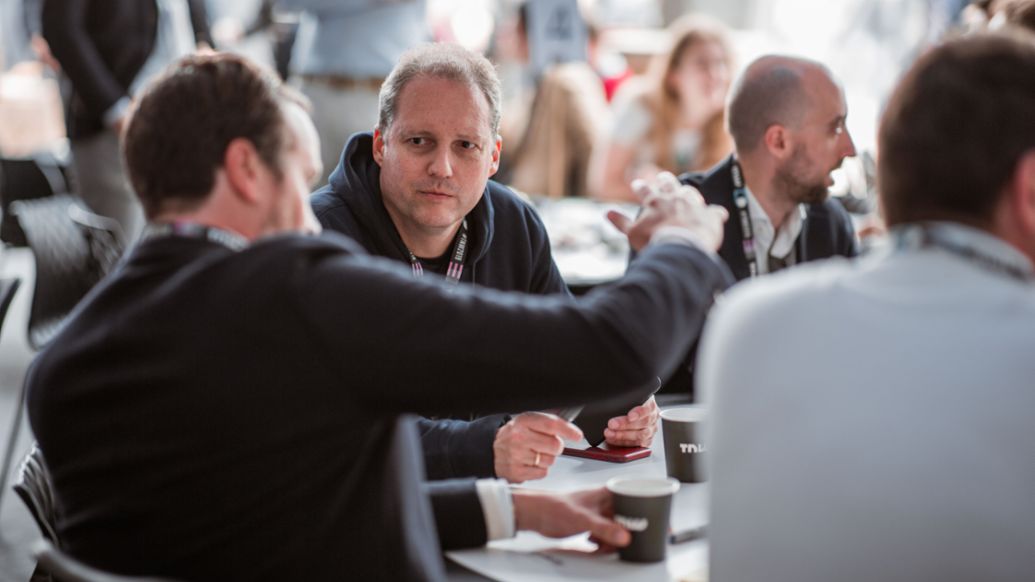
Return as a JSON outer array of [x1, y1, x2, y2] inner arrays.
[[406, 218, 469, 285], [730, 159, 759, 278]]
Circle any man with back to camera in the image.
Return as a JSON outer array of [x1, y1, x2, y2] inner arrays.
[[27, 52, 733, 580], [699, 31, 1035, 582], [312, 43, 660, 484], [660, 54, 860, 399]]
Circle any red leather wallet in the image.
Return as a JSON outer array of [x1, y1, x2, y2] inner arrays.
[[562, 443, 652, 463]]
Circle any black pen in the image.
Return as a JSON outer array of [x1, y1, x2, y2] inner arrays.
[[669, 524, 707, 544]]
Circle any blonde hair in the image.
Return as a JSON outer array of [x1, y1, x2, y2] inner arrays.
[[641, 14, 734, 173], [379, 43, 502, 137]]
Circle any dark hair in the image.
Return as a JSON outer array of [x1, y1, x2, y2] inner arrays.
[[878, 31, 1035, 227], [123, 53, 305, 218]]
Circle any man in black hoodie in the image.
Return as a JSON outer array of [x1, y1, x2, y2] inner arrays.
[[311, 44, 659, 484]]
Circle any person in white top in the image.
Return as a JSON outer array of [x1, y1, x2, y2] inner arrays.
[[698, 30, 1035, 582]]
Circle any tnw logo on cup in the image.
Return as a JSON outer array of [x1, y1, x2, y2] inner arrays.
[[615, 514, 649, 532], [679, 442, 706, 454]]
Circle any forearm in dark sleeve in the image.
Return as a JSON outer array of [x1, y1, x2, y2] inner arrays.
[[425, 479, 488, 550], [418, 415, 505, 480], [297, 241, 732, 419]]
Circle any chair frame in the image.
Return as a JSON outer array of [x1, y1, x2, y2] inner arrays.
[[0, 277, 23, 518]]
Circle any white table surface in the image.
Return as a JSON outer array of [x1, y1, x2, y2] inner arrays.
[[446, 432, 709, 582]]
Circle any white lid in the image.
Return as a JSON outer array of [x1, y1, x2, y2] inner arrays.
[[660, 406, 707, 423], [606, 476, 680, 497]]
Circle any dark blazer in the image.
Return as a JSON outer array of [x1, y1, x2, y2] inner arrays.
[[28, 232, 730, 580], [688, 155, 858, 281], [42, 0, 212, 139], [659, 155, 859, 398]]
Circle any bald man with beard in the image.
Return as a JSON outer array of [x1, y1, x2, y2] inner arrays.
[[660, 55, 860, 400]]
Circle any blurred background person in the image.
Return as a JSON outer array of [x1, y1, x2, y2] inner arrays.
[[504, 61, 609, 199], [41, 0, 212, 243], [587, 18, 635, 103], [0, 0, 65, 159], [206, 0, 276, 72], [277, 0, 429, 188], [494, 0, 609, 199], [592, 14, 734, 202]]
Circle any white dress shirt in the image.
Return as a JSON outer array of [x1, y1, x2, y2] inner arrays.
[[475, 479, 515, 541], [744, 187, 806, 274]]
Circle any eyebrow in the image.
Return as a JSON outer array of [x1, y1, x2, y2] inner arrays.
[[395, 127, 487, 143]]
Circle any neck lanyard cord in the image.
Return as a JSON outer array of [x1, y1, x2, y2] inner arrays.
[[142, 222, 249, 251], [731, 159, 760, 278], [407, 218, 469, 285], [893, 224, 1032, 283]]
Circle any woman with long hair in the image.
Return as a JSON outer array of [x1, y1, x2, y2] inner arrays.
[[592, 15, 734, 202]]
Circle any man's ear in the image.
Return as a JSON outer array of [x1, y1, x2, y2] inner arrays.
[[763, 124, 791, 160], [223, 138, 263, 204], [372, 129, 386, 167], [1009, 150, 1035, 239], [488, 137, 502, 177]]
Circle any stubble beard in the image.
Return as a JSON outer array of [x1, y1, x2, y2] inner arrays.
[[774, 144, 834, 206]]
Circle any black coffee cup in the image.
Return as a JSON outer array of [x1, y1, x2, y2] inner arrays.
[[660, 407, 707, 483], [606, 476, 680, 563]]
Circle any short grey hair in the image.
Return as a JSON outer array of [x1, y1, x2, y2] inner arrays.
[[377, 43, 502, 138], [727, 56, 818, 152]]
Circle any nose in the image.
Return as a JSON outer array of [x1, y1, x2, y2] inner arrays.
[[428, 146, 453, 178], [841, 128, 857, 159]]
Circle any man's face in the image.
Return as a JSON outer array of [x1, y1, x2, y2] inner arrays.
[[263, 102, 322, 235], [373, 75, 501, 247], [774, 70, 856, 205]]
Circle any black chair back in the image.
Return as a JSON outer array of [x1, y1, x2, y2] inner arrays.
[[0, 154, 73, 246], [14, 444, 61, 582], [13, 443, 60, 546], [10, 195, 124, 350]]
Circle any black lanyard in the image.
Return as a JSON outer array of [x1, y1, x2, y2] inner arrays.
[[142, 222, 249, 251], [892, 224, 1032, 283], [406, 218, 468, 285], [730, 159, 760, 278]]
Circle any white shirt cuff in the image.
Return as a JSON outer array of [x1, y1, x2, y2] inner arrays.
[[103, 96, 132, 127], [475, 478, 515, 541]]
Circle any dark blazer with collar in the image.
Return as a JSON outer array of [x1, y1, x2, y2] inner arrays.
[[688, 155, 858, 281], [28, 230, 731, 580], [660, 154, 859, 398], [42, 0, 212, 139]]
